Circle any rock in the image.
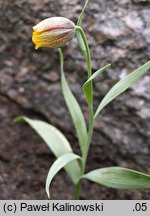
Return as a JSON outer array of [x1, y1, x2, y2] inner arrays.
[[132, 0, 149, 3], [123, 11, 144, 32], [143, 28, 150, 44], [142, 9, 150, 27]]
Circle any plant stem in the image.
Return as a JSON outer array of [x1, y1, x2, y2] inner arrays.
[[74, 179, 82, 199], [75, 25, 94, 164], [75, 26, 92, 79], [74, 26, 94, 199]]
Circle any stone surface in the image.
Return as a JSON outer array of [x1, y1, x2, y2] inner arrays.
[[0, 0, 150, 187]]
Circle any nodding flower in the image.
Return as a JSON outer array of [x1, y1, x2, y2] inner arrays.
[[32, 17, 75, 49]]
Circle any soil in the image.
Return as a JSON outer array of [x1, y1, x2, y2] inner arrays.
[[0, 97, 150, 199]]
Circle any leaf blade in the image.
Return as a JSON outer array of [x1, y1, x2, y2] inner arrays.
[[77, 0, 89, 26], [83, 64, 111, 88], [83, 167, 150, 189], [58, 48, 88, 154], [82, 64, 111, 110], [15, 116, 81, 184], [94, 60, 150, 118], [46, 153, 81, 198], [76, 0, 89, 58]]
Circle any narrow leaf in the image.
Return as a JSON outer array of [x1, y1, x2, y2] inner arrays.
[[58, 48, 88, 154], [94, 60, 150, 118], [83, 167, 150, 189], [76, 30, 87, 58], [83, 64, 111, 89], [46, 153, 81, 198], [15, 116, 81, 184], [77, 0, 89, 26], [83, 64, 111, 108], [76, 0, 89, 58]]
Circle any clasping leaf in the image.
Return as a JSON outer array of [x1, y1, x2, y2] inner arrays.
[[15, 116, 81, 184], [83, 167, 150, 189], [46, 153, 81, 198], [94, 60, 150, 118]]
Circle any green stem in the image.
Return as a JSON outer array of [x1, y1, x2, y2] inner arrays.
[[74, 179, 82, 199], [75, 25, 94, 160], [75, 26, 92, 79], [83, 109, 94, 170], [74, 26, 94, 199]]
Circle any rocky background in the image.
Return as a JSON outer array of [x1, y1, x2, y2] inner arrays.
[[0, 0, 150, 199]]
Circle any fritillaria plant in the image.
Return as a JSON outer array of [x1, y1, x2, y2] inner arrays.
[[15, 0, 150, 199]]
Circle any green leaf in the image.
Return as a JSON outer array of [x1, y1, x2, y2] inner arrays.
[[58, 48, 88, 155], [94, 60, 150, 118], [83, 167, 150, 189], [76, 0, 89, 58], [76, 30, 87, 59], [15, 116, 81, 184], [83, 64, 111, 91], [46, 153, 81, 198], [77, 0, 89, 26]]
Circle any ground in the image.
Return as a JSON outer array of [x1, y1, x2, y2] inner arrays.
[[0, 97, 149, 199]]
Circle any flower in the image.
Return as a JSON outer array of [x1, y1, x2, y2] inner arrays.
[[32, 17, 75, 49]]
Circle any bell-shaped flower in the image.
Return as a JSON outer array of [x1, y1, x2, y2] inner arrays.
[[32, 17, 75, 49]]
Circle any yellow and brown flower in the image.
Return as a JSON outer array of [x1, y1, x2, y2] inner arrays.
[[32, 17, 75, 49]]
